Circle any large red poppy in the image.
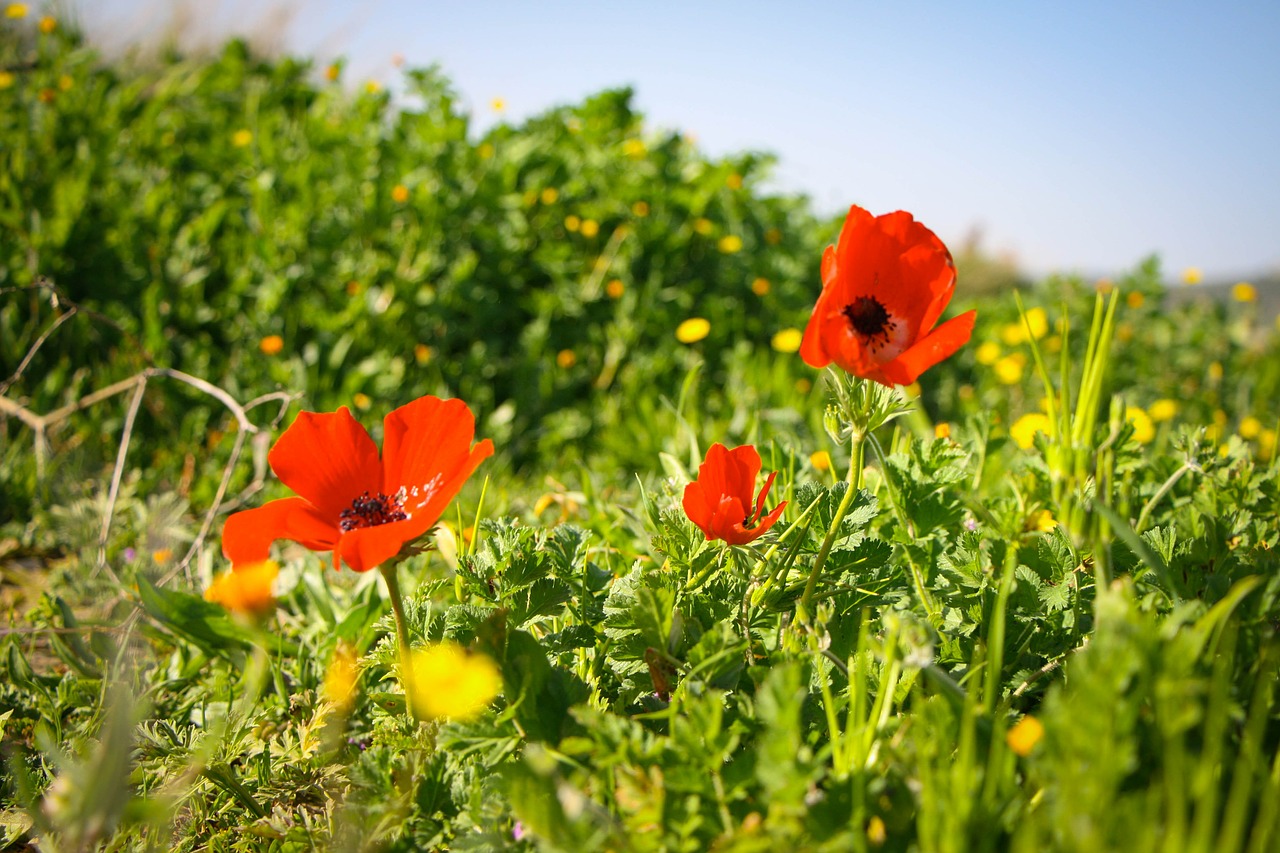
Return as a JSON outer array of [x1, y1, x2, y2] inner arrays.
[[682, 444, 787, 545], [222, 396, 493, 573], [799, 205, 976, 386]]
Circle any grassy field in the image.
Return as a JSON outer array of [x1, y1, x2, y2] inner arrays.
[[2, 14, 1279, 853]]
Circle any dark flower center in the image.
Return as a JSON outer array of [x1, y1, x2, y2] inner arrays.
[[339, 490, 408, 532], [843, 296, 891, 338]]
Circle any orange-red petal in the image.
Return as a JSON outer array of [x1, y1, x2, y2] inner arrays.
[[336, 519, 419, 573], [268, 408, 381, 522], [221, 497, 338, 567], [878, 310, 977, 386]]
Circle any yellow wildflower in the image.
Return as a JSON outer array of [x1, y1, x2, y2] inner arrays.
[[232, 129, 253, 148], [810, 450, 832, 471], [152, 548, 173, 564], [1006, 715, 1044, 756], [259, 335, 284, 356], [580, 218, 599, 238], [0, 71, 13, 90], [1239, 416, 1262, 440], [771, 328, 802, 353], [1259, 429, 1276, 460], [718, 235, 743, 254], [1000, 322, 1025, 346], [39, 15, 56, 33], [490, 97, 506, 112], [676, 317, 710, 344], [623, 138, 646, 158], [1208, 361, 1223, 382], [540, 187, 559, 205], [1126, 291, 1145, 309], [693, 217, 713, 235], [606, 279, 625, 299], [1010, 413, 1052, 449], [1025, 509, 1058, 532], [1025, 307, 1049, 339], [751, 277, 770, 296], [556, 349, 576, 368], [1232, 282, 1256, 303], [1125, 407, 1155, 444], [975, 341, 1001, 365], [564, 214, 580, 232], [321, 644, 360, 712], [934, 422, 951, 440], [325, 63, 340, 82], [1148, 399, 1178, 422], [365, 80, 382, 94], [58, 74, 72, 91], [353, 392, 372, 410], [726, 173, 743, 190], [631, 200, 649, 217], [477, 142, 494, 159], [204, 560, 279, 616], [994, 354, 1024, 385], [414, 344, 432, 365], [1182, 267, 1202, 285], [867, 815, 887, 846], [5, 4, 27, 18], [408, 642, 502, 721], [391, 184, 410, 204]]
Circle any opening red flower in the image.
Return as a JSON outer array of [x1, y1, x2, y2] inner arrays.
[[682, 444, 787, 545], [222, 396, 494, 573], [800, 205, 976, 386]]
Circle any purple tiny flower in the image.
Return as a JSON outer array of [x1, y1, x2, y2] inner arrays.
[[512, 820, 526, 841], [963, 516, 978, 531], [123, 547, 137, 561]]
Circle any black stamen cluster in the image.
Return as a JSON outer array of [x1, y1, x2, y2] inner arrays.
[[842, 295, 891, 337], [339, 490, 408, 532]]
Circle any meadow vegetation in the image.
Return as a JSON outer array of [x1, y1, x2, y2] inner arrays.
[[2, 13, 1279, 852]]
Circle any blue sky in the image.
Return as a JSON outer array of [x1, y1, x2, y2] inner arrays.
[[75, 1, 1280, 280]]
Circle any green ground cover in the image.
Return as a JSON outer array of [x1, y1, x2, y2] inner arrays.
[[2, 16, 1279, 853]]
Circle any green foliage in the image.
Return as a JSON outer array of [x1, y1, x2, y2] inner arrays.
[[1, 15, 1279, 853]]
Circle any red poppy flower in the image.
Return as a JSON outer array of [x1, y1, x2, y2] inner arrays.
[[800, 205, 976, 386], [222, 396, 494, 573], [682, 444, 787, 545]]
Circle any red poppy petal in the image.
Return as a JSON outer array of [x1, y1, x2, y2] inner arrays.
[[335, 520, 420, 573], [799, 306, 834, 368], [682, 481, 714, 536], [879, 310, 976, 386], [399, 438, 494, 542], [709, 494, 749, 542], [752, 470, 778, 522], [381, 396, 473, 492], [721, 445, 762, 505], [268, 408, 381, 523], [820, 244, 838, 289], [221, 497, 338, 567], [733, 499, 787, 544]]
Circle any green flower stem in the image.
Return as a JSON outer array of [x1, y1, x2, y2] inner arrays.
[[379, 561, 420, 723], [798, 431, 866, 623], [748, 492, 825, 610], [865, 432, 940, 627], [983, 543, 1019, 717]]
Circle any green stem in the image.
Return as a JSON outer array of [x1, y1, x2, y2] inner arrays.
[[380, 561, 420, 723], [799, 431, 865, 622], [983, 544, 1018, 717], [866, 433, 940, 626]]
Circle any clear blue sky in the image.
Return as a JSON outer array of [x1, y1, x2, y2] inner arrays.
[[74, 1, 1280, 280]]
